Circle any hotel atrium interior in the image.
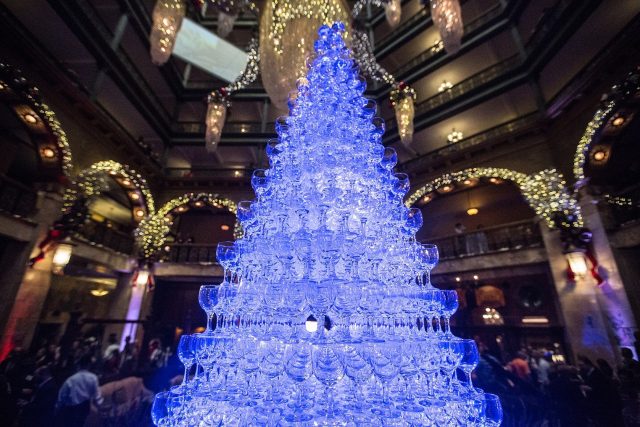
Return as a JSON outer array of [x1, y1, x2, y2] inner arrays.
[[0, 0, 639, 425]]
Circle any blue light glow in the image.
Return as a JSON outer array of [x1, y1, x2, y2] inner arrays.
[[152, 23, 503, 426]]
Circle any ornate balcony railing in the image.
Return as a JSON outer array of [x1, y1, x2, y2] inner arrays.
[[428, 219, 543, 260], [163, 243, 217, 264], [390, 3, 503, 78], [76, 218, 135, 255], [399, 112, 541, 172], [0, 174, 38, 219]]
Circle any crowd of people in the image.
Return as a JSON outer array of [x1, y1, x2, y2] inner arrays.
[[474, 341, 640, 426], [3, 330, 640, 426], [0, 332, 175, 427]]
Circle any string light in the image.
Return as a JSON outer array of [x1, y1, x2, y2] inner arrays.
[[574, 67, 640, 182], [406, 167, 583, 228], [63, 161, 155, 219], [136, 193, 238, 259], [0, 62, 72, 176]]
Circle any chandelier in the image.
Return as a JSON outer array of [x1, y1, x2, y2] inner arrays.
[[259, 0, 350, 110], [149, 0, 186, 65], [391, 83, 416, 146], [149, 0, 421, 148], [151, 23, 502, 427], [429, 0, 464, 54]]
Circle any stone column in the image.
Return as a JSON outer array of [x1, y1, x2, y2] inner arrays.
[[540, 223, 618, 363], [0, 192, 63, 360], [580, 192, 637, 357]]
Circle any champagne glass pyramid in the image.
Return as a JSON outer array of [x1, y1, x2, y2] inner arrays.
[[153, 23, 502, 426]]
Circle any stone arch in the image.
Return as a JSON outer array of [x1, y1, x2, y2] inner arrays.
[[63, 161, 155, 222], [136, 192, 237, 259], [406, 167, 583, 228], [0, 61, 72, 179]]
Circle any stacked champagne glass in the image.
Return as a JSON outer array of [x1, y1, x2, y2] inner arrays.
[[152, 23, 503, 427]]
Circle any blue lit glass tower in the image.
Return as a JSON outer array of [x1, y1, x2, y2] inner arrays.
[[151, 23, 503, 426]]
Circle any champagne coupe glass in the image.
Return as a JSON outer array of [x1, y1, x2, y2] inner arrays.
[[418, 243, 439, 286], [177, 335, 196, 388], [198, 285, 218, 334], [441, 290, 459, 337], [312, 346, 345, 419], [284, 344, 314, 422], [194, 335, 217, 392], [458, 339, 479, 389], [151, 391, 169, 426], [483, 393, 503, 427]]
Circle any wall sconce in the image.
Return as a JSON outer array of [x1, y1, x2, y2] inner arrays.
[[566, 250, 589, 277], [52, 241, 73, 274], [134, 268, 151, 287]]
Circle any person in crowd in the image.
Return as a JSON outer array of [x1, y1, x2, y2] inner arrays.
[[120, 335, 138, 376], [507, 351, 531, 381], [548, 364, 589, 426], [55, 353, 103, 427], [453, 223, 467, 256], [531, 350, 552, 389], [18, 365, 58, 427], [148, 339, 165, 369], [102, 333, 120, 376], [577, 355, 625, 426]]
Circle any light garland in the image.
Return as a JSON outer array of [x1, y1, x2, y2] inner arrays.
[[352, 29, 396, 85], [63, 161, 155, 218], [149, 0, 186, 65], [136, 193, 238, 259], [573, 101, 615, 183], [0, 62, 73, 177], [573, 67, 640, 183], [223, 38, 260, 93], [406, 167, 583, 228]]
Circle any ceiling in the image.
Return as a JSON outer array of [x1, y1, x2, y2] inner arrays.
[[0, 0, 639, 192]]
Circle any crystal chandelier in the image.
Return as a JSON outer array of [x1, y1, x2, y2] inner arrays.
[[149, 0, 186, 65], [429, 0, 464, 54], [151, 23, 502, 426], [385, 0, 402, 27], [391, 83, 416, 146], [259, 0, 350, 110], [205, 92, 230, 153]]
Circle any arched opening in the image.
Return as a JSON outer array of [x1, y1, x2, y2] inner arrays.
[[63, 161, 154, 255], [136, 193, 237, 261], [414, 178, 539, 258], [408, 167, 568, 360]]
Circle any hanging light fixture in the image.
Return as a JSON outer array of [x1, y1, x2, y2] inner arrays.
[[466, 190, 478, 215], [429, 0, 463, 54], [259, 0, 350, 110], [217, 12, 238, 38], [149, 0, 186, 65], [390, 83, 416, 146], [447, 128, 463, 143], [52, 241, 73, 274], [205, 91, 230, 153], [385, 0, 402, 27]]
